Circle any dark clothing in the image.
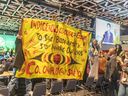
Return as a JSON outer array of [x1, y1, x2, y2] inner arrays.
[[105, 55, 119, 96], [92, 44, 100, 52], [105, 55, 117, 79], [103, 31, 113, 43], [13, 38, 31, 96], [13, 38, 25, 70], [31, 78, 43, 90], [17, 78, 26, 96], [89, 44, 100, 57]]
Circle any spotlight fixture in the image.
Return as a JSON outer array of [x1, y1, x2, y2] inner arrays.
[[112, 0, 121, 1], [93, 0, 104, 3]]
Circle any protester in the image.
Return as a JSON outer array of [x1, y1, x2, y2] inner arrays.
[[11, 28, 32, 96], [115, 44, 123, 56], [91, 39, 100, 55], [117, 49, 128, 96], [105, 47, 118, 96], [86, 39, 101, 88], [1, 33, 126, 96], [89, 39, 100, 66]]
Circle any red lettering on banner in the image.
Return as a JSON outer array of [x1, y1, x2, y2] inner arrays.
[[77, 70, 82, 78], [54, 67, 64, 74], [26, 61, 35, 75], [67, 69, 75, 76], [17, 61, 28, 76], [42, 66, 64, 75], [67, 69, 82, 78], [24, 49, 31, 57], [30, 20, 87, 40], [33, 50, 38, 54], [35, 65, 40, 74], [31, 20, 36, 28], [50, 67, 54, 74], [43, 66, 47, 73], [29, 38, 34, 44], [18, 66, 25, 76], [18, 63, 82, 79]]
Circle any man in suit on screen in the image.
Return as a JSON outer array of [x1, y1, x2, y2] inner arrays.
[[102, 23, 113, 43]]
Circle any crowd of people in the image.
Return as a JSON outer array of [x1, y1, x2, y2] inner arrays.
[[0, 50, 14, 74], [87, 39, 128, 96], [0, 30, 128, 96]]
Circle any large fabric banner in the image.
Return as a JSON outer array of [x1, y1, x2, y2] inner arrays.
[[16, 18, 91, 80]]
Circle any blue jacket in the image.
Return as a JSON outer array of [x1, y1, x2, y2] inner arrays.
[[103, 31, 113, 43]]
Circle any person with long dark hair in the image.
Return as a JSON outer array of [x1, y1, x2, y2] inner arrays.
[[115, 44, 123, 56], [91, 39, 100, 55]]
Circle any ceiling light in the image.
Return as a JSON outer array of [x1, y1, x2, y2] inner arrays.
[[112, 0, 121, 1], [124, 1, 128, 6], [1, 0, 7, 1], [105, 2, 108, 6], [93, 0, 104, 3]]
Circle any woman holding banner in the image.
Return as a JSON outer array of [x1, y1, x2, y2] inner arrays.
[[8, 27, 33, 96]]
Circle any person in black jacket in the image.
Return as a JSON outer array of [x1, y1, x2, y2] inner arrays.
[[14, 34, 24, 71], [13, 30, 32, 96]]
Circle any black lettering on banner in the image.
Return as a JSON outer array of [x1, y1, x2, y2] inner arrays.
[[40, 43, 50, 49], [45, 34, 53, 41], [52, 45, 65, 52], [55, 36, 66, 44], [66, 47, 72, 54], [44, 44, 49, 49], [66, 47, 83, 56], [40, 43, 43, 49], [45, 34, 48, 41], [36, 33, 42, 40]]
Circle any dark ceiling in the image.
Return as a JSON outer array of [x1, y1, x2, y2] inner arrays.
[[0, 0, 128, 33]]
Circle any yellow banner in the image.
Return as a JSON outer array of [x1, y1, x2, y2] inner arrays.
[[16, 18, 91, 80]]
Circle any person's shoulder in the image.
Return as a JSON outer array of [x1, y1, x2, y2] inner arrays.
[[110, 32, 113, 35], [104, 31, 108, 34], [103, 31, 108, 36], [111, 55, 117, 61]]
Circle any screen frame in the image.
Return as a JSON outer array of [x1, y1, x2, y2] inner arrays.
[[95, 18, 120, 45]]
